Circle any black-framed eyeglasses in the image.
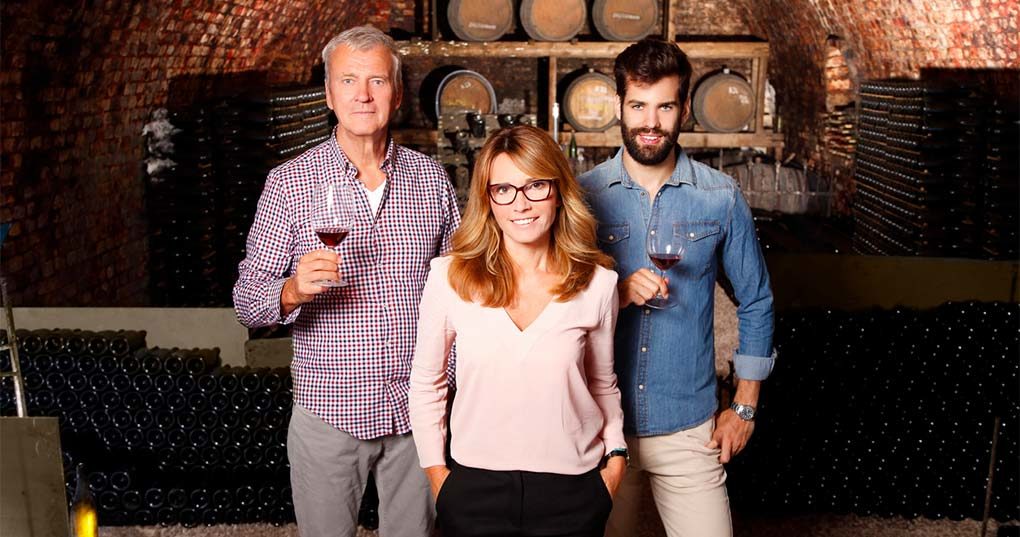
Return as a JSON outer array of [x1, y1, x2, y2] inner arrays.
[[487, 179, 555, 206]]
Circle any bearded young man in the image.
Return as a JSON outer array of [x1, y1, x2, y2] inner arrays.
[[579, 38, 777, 537]]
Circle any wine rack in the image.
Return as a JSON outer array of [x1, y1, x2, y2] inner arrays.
[[853, 79, 1019, 259], [0, 328, 379, 529], [727, 301, 1019, 522]]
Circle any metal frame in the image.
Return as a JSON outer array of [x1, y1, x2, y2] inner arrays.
[[0, 277, 28, 417]]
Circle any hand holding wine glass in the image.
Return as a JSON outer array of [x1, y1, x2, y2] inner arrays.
[[311, 181, 354, 288], [645, 223, 684, 309]]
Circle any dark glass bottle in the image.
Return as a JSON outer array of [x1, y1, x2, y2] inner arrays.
[[181, 348, 221, 376], [179, 507, 200, 528], [156, 507, 177, 527]]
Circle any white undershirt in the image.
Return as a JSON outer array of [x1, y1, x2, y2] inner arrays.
[[362, 180, 386, 216]]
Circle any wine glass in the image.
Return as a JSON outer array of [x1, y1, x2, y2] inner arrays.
[[311, 181, 354, 288], [646, 223, 684, 309]]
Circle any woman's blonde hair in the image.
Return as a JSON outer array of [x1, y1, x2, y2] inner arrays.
[[448, 125, 613, 307]]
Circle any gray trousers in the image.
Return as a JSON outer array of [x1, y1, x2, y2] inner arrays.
[[288, 404, 435, 537]]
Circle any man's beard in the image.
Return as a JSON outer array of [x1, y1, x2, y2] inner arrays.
[[620, 122, 681, 166]]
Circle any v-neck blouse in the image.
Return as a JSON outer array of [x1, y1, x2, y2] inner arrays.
[[409, 256, 626, 474]]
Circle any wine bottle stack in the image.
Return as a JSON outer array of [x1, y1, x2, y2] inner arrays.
[[146, 107, 223, 307], [0, 329, 382, 528], [726, 301, 1020, 522], [854, 79, 967, 256], [145, 86, 332, 308], [215, 86, 333, 302], [979, 102, 1019, 260], [824, 103, 857, 160]]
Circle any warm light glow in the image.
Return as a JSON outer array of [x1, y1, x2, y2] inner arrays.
[[72, 506, 97, 537]]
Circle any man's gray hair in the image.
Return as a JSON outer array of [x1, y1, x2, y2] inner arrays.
[[321, 25, 402, 89]]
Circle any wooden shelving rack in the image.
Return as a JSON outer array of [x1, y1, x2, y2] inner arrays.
[[393, 1, 783, 153]]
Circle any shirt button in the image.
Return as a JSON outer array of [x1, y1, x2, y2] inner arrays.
[[649, 230, 656, 236], [688, 232, 695, 238], [608, 235, 615, 240], [644, 309, 651, 315], [641, 346, 647, 352], [638, 384, 645, 390]]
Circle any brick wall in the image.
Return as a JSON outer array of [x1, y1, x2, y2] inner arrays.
[[3, 0, 1018, 305], [1, 1, 371, 306], [740, 0, 1018, 213], [674, 0, 752, 36]]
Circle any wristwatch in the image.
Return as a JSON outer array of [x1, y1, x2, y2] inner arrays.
[[730, 402, 757, 422], [600, 448, 629, 468]]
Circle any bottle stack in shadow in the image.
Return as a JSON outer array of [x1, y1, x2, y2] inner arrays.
[[147, 85, 332, 307], [216, 86, 332, 290], [854, 80, 965, 256], [726, 301, 1019, 522], [0, 329, 313, 528], [148, 107, 221, 306], [854, 79, 1020, 260], [979, 102, 1019, 259]]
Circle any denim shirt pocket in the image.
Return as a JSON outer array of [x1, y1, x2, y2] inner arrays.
[[674, 221, 721, 279], [596, 223, 630, 258]]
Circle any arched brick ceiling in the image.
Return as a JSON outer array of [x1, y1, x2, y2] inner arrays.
[[1, 0, 1017, 306], [734, 0, 1018, 161], [0, 0, 376, 305]]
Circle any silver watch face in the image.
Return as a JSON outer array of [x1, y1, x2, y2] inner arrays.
[[732, 403, 755, 421]]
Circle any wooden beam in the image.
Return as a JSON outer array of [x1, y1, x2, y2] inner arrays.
[[547, 56, 558, 134], [393, 129, 784, 149], [396, 40, 769, 59], [665, 0, 676, 41]]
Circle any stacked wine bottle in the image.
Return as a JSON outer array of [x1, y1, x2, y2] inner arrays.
[[147, 106, 223, 307], [0, 329, 378, 529], [146, 85, 332, 308], [979, 101, 1019, 260], [727, 301, 1019, 522], [853, 79, 1020, 260]]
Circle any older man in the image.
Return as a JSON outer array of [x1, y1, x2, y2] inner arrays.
[[233, 25, 459, 537]]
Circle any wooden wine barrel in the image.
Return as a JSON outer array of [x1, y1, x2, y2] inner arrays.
[[447, 0, 514, 42], [562, 71, 618, 132], [592, 0, 659, 41], [435, 70, 498, 119], [692, 71, 756, 133], [520, 0, 587, 42]]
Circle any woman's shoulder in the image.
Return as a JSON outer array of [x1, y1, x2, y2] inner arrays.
[[429, 255, 454, 273], [591, 264, 620, 288], [577, 265, 618, 305]]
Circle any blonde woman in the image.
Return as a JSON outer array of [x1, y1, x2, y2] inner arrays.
[[409, 125, 627, 537]]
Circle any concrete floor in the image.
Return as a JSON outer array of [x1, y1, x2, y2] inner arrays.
[[99, 515, 1014, 537]]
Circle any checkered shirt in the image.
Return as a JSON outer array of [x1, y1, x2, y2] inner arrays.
[[233, 129, 460, 440]]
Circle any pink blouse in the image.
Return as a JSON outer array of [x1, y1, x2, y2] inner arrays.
[[409, 256, 626, 475]]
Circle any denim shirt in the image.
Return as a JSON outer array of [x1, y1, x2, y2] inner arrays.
[[579, 148, 776, 436]]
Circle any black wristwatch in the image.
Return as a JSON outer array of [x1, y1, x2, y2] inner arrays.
[[600, 448, 629, 469]]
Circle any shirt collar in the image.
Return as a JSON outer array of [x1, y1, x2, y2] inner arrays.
[[609, 145, 697, 188], [329, 126, 397, 178]]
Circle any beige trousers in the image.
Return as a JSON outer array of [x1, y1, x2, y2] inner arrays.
[[605, 418, 732, 537]]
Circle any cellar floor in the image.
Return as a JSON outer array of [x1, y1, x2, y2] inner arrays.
[[98, 514, 1015, 537]]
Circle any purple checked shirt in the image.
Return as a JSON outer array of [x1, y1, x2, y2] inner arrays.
[[233, 129, 460, 440]]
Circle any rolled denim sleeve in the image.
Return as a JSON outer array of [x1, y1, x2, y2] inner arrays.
[[722, 188, 777, 381]]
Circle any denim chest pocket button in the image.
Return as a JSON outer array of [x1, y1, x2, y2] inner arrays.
[[673, 221, 721, 278], [597, 223, 630, 245]]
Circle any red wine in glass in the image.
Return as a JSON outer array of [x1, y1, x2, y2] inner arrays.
[[649, 253, 681, 271], [311, 181, 353, 288], [646, 225, 683, 309], [315, 227, 349, 248]]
